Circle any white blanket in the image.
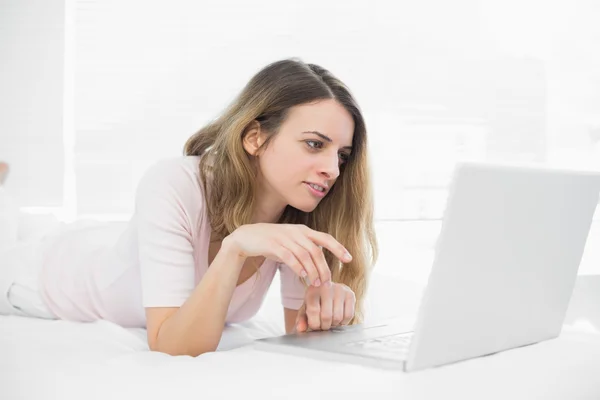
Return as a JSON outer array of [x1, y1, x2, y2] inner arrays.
[[2, 274, 600, 400]]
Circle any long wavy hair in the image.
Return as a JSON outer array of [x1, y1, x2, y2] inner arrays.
[[184, 58, 378, 324]]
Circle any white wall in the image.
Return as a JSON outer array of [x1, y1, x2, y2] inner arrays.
[[2, 0, 600, 278], [3, 0, 599, 216], [0, 0, 65, 207]]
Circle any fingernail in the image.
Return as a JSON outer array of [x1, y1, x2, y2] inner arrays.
[[300, 270, 307, 278], [314, 278, 321, 287], [344, 251, 352, 261]]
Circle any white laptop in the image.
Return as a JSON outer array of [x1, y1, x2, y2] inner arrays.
[[254, 161, 600, 372]]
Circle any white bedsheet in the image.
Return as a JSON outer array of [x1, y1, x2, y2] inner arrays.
[[2, 274, 600, 400]]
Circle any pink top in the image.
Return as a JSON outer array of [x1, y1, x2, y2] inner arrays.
[[38, 156, 306, 328]]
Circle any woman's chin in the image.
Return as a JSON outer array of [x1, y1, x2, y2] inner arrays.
[[289, 201, 319, 213]]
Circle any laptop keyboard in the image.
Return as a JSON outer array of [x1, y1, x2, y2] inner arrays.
[[344, 332, 414, 354]]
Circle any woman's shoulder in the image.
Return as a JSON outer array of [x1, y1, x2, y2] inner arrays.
[[135, 155, 206, 215], [143, 155, 201, 179], [137, 156, 202, 191]]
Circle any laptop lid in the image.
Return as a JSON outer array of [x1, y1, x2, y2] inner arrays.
[[406, 162, 600, 371]]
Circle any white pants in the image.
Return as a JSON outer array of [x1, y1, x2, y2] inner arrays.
[[0, 187, 57, 319], [0, 241, 56, 319]]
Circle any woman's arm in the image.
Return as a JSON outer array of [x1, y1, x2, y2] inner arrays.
[[147, 237, 245, 356]]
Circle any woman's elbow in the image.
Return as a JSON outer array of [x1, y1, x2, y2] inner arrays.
[[148, 339, 217, 357]]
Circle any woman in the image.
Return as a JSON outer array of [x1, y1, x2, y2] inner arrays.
[[0, 58, 378, 356]]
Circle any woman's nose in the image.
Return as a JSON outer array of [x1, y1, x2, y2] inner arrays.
[[319, 153, 340, 180]]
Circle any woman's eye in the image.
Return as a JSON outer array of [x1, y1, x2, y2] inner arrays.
[[339, 153, 350, 163], [305, 140, 323, 149]]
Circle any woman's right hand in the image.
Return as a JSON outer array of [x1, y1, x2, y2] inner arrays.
[[223, 223, 352, 287]]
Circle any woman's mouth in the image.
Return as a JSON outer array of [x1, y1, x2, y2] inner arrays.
[[304, 182, 327, 198]]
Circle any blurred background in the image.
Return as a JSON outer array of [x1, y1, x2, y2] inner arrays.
[[1, 0, 599, 282]]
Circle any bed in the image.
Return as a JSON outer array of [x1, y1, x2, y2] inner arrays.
[[2, 268, 600, 400]]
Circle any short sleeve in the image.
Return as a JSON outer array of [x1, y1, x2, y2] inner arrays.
[[135, 159, 199, 308], [279, 263, 307, 310]]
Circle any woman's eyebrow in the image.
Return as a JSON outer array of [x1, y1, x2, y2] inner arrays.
[[301, 131, 352, 150]]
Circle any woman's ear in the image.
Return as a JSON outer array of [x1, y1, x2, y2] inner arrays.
[[242, 121, 265, 156]]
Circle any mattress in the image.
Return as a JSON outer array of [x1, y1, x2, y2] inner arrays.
[[2, 273, 599, 400]]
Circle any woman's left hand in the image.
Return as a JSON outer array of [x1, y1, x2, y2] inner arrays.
[[294, 282, 356, 332]]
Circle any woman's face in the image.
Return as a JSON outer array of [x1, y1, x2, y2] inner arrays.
[[256, 99, 355, 213]]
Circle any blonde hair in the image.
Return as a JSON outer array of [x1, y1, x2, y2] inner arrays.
[[184, 58, 378, 324]]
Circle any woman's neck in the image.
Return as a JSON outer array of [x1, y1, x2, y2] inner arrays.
[[252, 180, 287, 224], [251, 205, 285, 224]]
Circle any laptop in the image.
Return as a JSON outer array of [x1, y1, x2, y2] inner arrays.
[[254, 161, 600, 372]]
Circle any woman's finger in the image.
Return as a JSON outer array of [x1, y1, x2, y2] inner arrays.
[[331, 285, 345, 327], [292, 231, 331, 286], [280, 237, 320, 286], [305, 288, 321, 331], [295, 303, 308, 333], [271, 243, 306, 276], [303, 227, 353, 265], [341, 288, 356, 326], [319, 283, 334, 331]]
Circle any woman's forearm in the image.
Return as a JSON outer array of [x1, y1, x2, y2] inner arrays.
[[153, 238, 246, 356]]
